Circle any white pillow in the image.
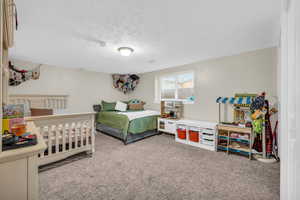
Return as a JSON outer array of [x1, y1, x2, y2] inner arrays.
[[115, 101, 127, 112]]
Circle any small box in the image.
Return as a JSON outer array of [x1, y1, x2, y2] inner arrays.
[[3, 104, 24, 119], [2, 118, 25, 134], [2, 119, 10, 134]]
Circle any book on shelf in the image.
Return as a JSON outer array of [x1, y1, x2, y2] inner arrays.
[[2, 104, 25, 134]]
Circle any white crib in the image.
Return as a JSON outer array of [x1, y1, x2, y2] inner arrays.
[[25, 113, 95, 166]]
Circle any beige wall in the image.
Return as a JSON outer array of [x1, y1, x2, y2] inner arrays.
[[129, 48, 278, 122], [9, 59, 126, 113], [9, 48, 277, 119]]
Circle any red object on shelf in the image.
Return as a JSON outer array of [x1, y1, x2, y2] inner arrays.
[[177, 129, 186, 139], [189, 130, 199, 142]]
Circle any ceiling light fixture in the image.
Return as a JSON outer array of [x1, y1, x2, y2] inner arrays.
[[118, 47, 134, 56]]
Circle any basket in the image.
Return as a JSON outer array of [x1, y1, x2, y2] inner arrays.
[[177, 128, 186, 139], [189, 130, 199, 142]]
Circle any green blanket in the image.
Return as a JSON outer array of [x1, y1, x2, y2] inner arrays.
[[97, 111, 158, 139]]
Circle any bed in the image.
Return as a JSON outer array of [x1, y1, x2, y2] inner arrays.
[[96, 110, 160, 144]]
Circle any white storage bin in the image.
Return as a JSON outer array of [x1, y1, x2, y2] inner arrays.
[[202, 133, 214, 140], [202, 129, 214, 135], [202, 138, 215, 146]]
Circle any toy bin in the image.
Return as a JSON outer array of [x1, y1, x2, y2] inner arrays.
[[189, 127, 200, 143], [177, 125, 186, 140]]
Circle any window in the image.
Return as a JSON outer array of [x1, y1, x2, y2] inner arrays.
[[155, 71, 195, 103]]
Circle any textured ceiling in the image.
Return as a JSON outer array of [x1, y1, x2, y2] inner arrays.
[[11, 0, 280, 73]]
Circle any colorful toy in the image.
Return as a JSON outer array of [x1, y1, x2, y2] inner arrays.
[[216, 93, 256, 125]]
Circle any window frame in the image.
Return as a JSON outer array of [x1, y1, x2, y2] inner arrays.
[[155, 70, 195, 104]]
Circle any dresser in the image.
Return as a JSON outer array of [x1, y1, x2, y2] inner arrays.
[[0, 122, 46, 200]]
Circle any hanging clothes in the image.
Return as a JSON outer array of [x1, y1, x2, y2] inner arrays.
[[264, 100, 273, 157]]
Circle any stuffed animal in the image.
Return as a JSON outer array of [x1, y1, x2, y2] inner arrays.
[[128, 99, 145, 110], [112, 74, 140, 94]]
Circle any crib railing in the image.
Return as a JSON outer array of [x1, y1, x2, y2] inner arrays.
[[9, 94, 69, 110], [25, 112, 95, 166]]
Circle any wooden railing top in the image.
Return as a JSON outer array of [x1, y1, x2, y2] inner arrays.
[[10, 94, 69, 98], [9, 94, 69, 110], [25, 112, 96, 121]]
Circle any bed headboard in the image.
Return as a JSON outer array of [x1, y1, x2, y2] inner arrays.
[[9, 94, 69, 110]]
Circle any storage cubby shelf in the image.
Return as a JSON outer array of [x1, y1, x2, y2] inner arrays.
[[217, 145, 228, 151], [217, 124, 253, 159], [230, 137, 250, 144], [175, 120, 217, 151], [218, 135, 250, 144]]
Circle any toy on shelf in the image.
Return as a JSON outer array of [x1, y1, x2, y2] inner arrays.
[[2, 104, 37, 151], [2, 104, 25, 135], [216, 93, 256, 127], [160, 101, 183, 119]]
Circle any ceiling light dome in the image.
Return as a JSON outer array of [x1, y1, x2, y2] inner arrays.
[[118, 47, 134, 56]]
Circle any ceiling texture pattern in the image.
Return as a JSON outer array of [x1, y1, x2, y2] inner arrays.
[[11, 0, 280, 73]]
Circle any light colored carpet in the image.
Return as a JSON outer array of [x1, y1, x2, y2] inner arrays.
[[39, 133, 280, 200]]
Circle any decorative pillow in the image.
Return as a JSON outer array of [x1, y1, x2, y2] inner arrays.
[[128, 99, 145, 110], [129, 99, 142, 104], [93, 104, 102, 112], [101, 101, 116, 111], [128, 103, 144, 110], [115, 101, 127, 112]]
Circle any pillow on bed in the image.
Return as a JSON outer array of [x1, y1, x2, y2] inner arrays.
[[128, 103, 144, 110], [101, 101, 116, 111], [115, 101, 127, 112], [128, 99, 145, 110], [129, 99, 142, 104]]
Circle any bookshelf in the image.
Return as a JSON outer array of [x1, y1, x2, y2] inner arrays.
[[217, 124, 253, 159]]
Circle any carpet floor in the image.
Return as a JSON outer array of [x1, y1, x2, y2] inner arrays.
[[39, 133, 280, 200]]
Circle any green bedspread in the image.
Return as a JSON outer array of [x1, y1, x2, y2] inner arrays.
[[97, 111, 158, 137]]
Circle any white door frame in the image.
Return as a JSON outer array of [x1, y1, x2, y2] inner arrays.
[[280, 0, 300, 199], [0, 0, 3, 153]]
